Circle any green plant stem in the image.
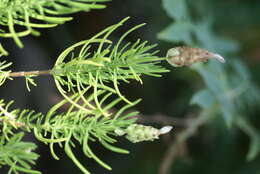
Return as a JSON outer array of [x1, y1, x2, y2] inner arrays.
[[8, 70, 52, 77]]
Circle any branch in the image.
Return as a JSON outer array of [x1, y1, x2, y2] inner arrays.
[[157, 107, 217, 174], [138, 113, 195, 127], [8, 70, 52, 77]]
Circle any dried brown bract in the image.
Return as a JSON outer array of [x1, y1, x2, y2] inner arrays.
[[166, 47, 225, 67]]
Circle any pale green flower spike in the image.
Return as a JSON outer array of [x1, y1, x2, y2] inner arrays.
[[115, 124, 173, 143]]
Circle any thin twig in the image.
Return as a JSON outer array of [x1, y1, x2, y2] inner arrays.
[[138, 113, 195, 127], [159, 139, 182, 174], [8, 70, 52, 77], [158, 108, 216, 174]]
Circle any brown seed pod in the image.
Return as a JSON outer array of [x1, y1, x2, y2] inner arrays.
[[166, 47, 225, 67]]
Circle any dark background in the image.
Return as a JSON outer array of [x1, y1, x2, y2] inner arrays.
[[1, 0, 260, 174]]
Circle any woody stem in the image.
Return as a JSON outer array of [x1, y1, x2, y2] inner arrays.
[[8, 70, 52, 77]]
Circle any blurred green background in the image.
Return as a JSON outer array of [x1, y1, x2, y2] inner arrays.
[[1, 0, 260, 174]]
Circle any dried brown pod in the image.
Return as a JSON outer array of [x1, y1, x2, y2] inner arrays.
[[166, 47, 225, 67]]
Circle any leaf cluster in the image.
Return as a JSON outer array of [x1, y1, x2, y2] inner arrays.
[[52, 17, 168, 112], [0, 99, 41, 174], [0, 133, 39, 174], [0, 85, 140, 174], [0, 0, 109, 55], [0, 61, 12, 85]]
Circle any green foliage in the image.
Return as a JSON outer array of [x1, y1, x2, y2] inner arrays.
[[52, 17, 169, 111], [190, 89, 215, 109], [0, 61, 12, 85], [162, 0, 188, 20], [160, 0, 260, 160], [25, 76, 37, 92], [36, 93, 141, 173], [0, 16, 170, 173], [0, 133, 40, 174], [0, 0, 109, 55]]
